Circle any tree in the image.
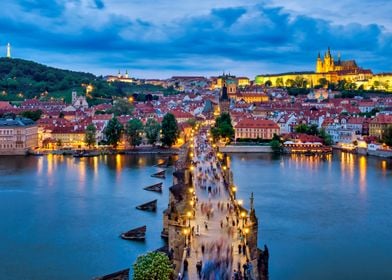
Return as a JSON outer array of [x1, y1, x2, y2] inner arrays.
[[111, 98, 133, 116], [161, 113, 179, 147], [276, 77, 284, 87], [84, 124, 97, 148], [319, 128, 334, 146], [318, 78, 328, 88], [133, 252, 173, 280], [211, 112, 234, 141], [144, 118, 161, 145], [126, 118, 144, 147], [104, 117, 124, 148], [308, 124, 319, 135], [295, 124, 309, 134], [20, 110, 42, 121], [382, 125, 392, 147], [187, 118, 197, 129], [271, 133, 282, 153]]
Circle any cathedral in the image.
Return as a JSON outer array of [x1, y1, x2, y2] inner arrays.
[[316, 47, 361, 74]]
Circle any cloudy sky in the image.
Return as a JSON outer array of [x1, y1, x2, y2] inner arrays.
[[1, 0, 391, 78]]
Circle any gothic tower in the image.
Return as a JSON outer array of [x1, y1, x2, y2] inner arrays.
[[219, 78, 230, 113], [316, 52, 323, 73]]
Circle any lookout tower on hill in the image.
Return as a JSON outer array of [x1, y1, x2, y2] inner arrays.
[[6, 43, 11, 58]]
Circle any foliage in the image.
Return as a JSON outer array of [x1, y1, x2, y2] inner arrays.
[[161, 113, 179, 147], [295, 124, 309, 134], [144, 118, 161, 145], [133, 252, 173, 280], [319, 128, 334, 146], [382, 125, 392, 147], [84, 124, 97, 147], [270, 140, 281, 153], [20, 110, 42, 121], [318, 78, 328, 88], [0, 58, 177, 103], [125, 118, 144, 147], [104, 117, 124, 148], [211, 112, 234, 141], [186, 118, 197, 128], [0, 58, 95, 101], [110, 98, 133, 116]]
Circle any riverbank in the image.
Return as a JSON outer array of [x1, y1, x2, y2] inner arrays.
[[28, 146, 179, 156]]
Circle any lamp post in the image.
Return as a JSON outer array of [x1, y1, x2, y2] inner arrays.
[[187, 211, 192, 227], [232, 186, 237, 200], [183, 228, 189, 246], [241, 211, 246, 228]]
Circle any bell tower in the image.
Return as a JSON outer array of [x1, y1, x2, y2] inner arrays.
[[316, 52, 323, 73]]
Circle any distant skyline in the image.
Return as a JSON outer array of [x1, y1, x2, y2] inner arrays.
[[1, 0, 391, 78]]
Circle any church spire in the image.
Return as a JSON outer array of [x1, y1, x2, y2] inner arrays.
[[327, 46, 331, 57]]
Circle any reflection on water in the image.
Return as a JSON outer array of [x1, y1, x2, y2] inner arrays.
[[358, 156, 367, 194], [230, 151, 392, 280], [0, 154, 177, 280]]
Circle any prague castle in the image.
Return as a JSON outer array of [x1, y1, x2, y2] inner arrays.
[[255, 48, 391, 92]]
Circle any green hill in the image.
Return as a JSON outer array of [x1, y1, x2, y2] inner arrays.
[[0, 57, 97, 102], [0, 58, 178, 104]]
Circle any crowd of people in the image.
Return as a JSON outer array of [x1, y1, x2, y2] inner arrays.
[[177, 129, 255, 280]]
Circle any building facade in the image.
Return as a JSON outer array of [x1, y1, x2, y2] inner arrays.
[[235, 119, 280, 140], [0, 118, 38, 155]]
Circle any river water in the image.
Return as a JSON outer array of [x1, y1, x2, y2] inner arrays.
[[0, 152, 391, 279]]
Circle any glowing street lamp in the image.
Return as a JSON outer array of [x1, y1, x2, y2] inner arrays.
[[241, 211, 246, 228], [187, 211, 192, 227]]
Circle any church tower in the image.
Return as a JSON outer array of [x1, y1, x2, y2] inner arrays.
[[316, 52, 323, 73], [6, 43, 11, 58], [219, 78, 230, 113], [323, 47, 334, 72]]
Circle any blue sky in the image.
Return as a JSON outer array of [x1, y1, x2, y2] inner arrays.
[[1, 0, 391, 78]]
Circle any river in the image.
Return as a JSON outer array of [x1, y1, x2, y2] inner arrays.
[[0, 152, 391, 279]]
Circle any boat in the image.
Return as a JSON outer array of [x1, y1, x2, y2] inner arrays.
[[73, 150, 100, 158], [136, 199, 157, 212], [143, 182, 163, 193], [120, 225, 146, 241], [151, 170, 166, 179]]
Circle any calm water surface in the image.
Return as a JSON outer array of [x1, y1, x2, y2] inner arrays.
[[230, 152, 392, 280], [0, 152, 391, 279]]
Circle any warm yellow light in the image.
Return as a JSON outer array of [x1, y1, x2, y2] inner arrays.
[[187, 211, 192, 218], [128, 97, 134, 102], [183, 228, 188, 235], [189, 188, 194, 193], [223, 166, 227, 171], [190, 152, 194, 157], [232, 186, 237, 192], [238, 200, 243, 206], [190, 201, 194, 206], [244, 228, 249, 234], [190, 165, 194, 171], [241, 211, 246, 218]]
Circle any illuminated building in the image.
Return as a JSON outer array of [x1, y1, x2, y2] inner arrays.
[[235, 119, 279, 140], [369, 114, 392, 139], [0, 118, 38, 155], [106, 70, 134, 83], [255, 48, 392, 91]]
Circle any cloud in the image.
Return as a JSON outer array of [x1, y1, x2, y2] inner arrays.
[[0, 1, 390, 78]]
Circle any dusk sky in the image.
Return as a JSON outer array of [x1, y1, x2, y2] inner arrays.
[[1, 0, 391, 78]]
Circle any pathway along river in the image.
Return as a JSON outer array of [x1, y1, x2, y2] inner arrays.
[[0, 152, 391, 279]]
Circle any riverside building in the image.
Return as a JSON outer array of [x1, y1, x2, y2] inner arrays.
[[0, 118, 38, 155]]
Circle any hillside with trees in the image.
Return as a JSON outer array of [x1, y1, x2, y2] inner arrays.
[[0, 58, 178, 104]]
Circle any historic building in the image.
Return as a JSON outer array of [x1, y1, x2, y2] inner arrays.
[[255, 48, 391, 91], [0, 118, 38, 155], [369, 114, 392, 139], [234, 118, 280, 140]]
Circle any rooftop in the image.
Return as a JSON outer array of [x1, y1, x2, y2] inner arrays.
[[0, 118, 35, 127]]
